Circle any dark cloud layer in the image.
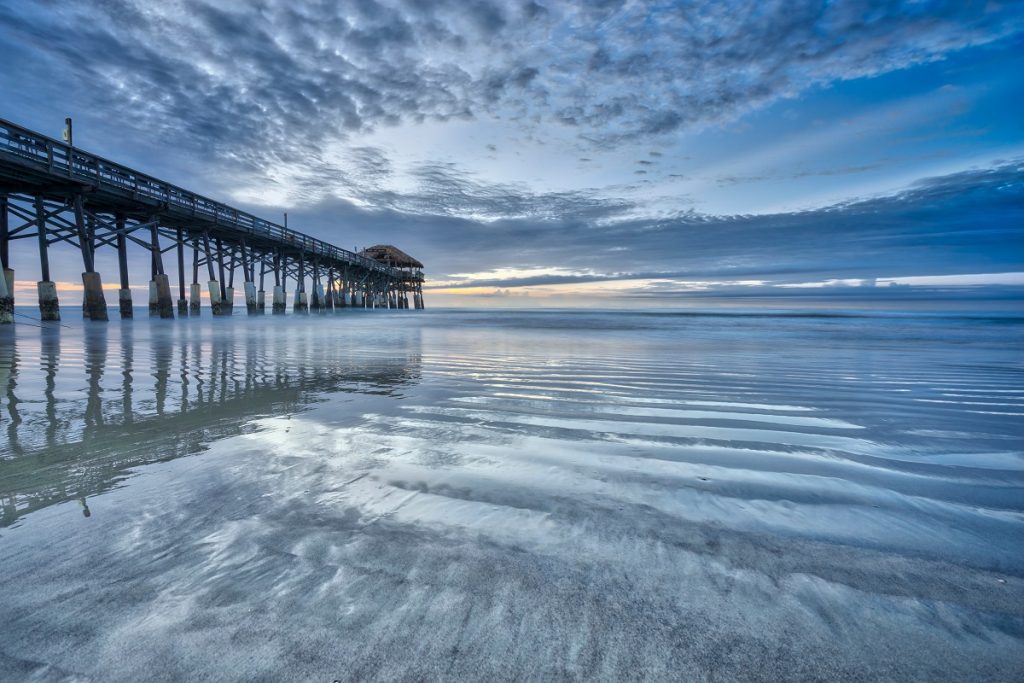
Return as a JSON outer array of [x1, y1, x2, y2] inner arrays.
[[292, 160, 1024, 283], [1, 0, 1019, 169]]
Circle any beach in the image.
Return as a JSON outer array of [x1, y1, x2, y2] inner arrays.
[[1, 308, 1022, 681]]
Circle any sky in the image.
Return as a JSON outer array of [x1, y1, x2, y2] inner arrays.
[[0, 0, 1022, 308]]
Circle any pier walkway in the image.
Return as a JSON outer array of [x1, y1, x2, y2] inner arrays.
[[0, 117, 425, 322]]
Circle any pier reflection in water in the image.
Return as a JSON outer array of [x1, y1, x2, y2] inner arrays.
[[0, 316, 422, 526]]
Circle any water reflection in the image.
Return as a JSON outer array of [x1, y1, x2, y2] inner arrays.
[[0, 320, 421, 526]]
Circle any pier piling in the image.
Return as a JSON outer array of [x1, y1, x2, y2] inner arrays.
[[176, 228, 188, 316], [272, 286, 285, 314], [81, 271, 108, 321], [189, 283, 201, 316], [0, 266, 12, 324], [0, 194, 9, 324], [116, 216, 132, 319], [154, 273, 174, 319], [208, 281, 223, 316], [34, 197, 60, 320], [38, 280, 59, 320], [244, 281, 257, 315]]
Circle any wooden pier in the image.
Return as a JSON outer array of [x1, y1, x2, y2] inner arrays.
[[0, 117, 425, 323]]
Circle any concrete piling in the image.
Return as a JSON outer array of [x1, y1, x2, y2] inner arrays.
[[272, 286, 286, 314], [82, 271, 109, 321], [189, 283, 201, 316], [208, 281, 223, 316], [224, 286, 235, 316], [0, 268, 13, 324], [256, 289, 266, 314], [154, 273, 174, 319], [294, 289, 308, 314], [315, 283, 326, 313], [119, 288, 133, 319], [37, 280, 60, 320], [244, 282, 257, 315], [116, 218, 130, 320], [176, 228, 187, 317]]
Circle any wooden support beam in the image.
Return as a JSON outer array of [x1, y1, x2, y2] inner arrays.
[[0, 194, 10, 323], [0, 194, 8, 270], [35, 197, 50, 283], [239, 238, 256, 314], [75, 195, 107, 321], [294, 252, 308, 313], [149, 222, 173, 319], [116, 214, 132, 319], [190, 238, 201, 317], [176, 228, 187, 316], [202, 232, 223, 316], [272, 250, 285, 314], [32, 196, 60, 321]]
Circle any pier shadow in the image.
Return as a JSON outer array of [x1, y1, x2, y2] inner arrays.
[[0, 318, 422, 526]]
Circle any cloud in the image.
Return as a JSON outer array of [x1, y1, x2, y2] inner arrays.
[[621, 282, 1024, 307], [296, 159, 1024, 282], [306, 159, 640, 221], [790, 164, 883, 179], [716, 174, 770, 186], [1, 0, 1020, 170]]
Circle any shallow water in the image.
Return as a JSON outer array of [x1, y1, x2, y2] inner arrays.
[[1, 308, 1022, 681]]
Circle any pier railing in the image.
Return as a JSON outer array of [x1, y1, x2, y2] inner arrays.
[[0, 117, 395, 277]]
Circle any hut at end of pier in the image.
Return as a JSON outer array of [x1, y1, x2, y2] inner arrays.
[[359, 245, 425, 309]]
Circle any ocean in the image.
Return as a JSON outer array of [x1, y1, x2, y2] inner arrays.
[[1, 308, 1022, 681]]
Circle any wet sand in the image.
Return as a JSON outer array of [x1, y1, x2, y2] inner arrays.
[[1, 309, 1022, 681]]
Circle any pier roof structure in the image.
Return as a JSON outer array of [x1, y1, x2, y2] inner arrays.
[[360, 245, 424, 270]]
